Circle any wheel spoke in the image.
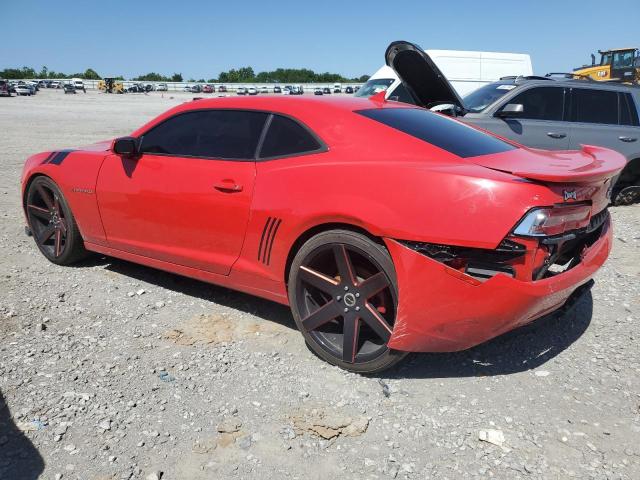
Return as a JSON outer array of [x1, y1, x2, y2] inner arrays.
[[333, 244, 356, 285], [54, 229, 62, 257], [342, 315, 360, 363], [301, 300, 341, 331], [58, 218, 67, 235], [299, 266, 339, 294], [27, 204, 50, 220], [359, 272, 390, 299], [360, 303, 393, 343], [36, 185, 54, 210], [38, 225, 56, 243]]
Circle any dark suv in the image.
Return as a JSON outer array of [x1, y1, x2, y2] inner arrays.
[[382, 41, 640, 205]]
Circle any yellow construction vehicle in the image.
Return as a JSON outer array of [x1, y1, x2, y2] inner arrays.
[[574, 48, 640, 84], [97, 78, 125, 94]]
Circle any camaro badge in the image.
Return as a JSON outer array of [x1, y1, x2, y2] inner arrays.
[[563, 190, 577, 201]]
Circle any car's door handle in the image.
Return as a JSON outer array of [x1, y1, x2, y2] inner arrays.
[[619, 136, 637, 143], [214, 181, 243, 193], [546, 132, 567, 139]]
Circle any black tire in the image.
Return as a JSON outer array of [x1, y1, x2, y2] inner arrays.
[[25, 176, 88, 265], [288, 229, 407, 374]]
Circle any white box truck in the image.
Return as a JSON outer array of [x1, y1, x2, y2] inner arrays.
[[356, 49, 532, 101]]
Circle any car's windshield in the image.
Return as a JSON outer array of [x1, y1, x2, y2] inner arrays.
[[354, 78, 394, 97], [463, 82, 517, 113]]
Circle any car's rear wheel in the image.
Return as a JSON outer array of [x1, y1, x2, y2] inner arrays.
[[288, 230, 407, 374], [25, 176, 88, 265]]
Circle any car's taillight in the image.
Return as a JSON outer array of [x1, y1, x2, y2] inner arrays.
[[513, 204, 592, 237]]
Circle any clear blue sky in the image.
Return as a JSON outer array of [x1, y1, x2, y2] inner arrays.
[[2, 0, 639, 79]]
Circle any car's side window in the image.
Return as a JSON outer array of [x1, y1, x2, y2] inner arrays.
[[499, 86, 565, 121], [620, 93, 640, 127], [571, 88, 618, 125], [258, 115, 322, 158], [139, 110, 269, 159], [387, 84, 417, 105]]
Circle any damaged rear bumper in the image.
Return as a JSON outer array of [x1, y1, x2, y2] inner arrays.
[[384, 216, 612, 352]]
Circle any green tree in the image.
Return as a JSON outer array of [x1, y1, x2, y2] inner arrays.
[[83, 68, 101, 80], [171, 73, 183, 82]]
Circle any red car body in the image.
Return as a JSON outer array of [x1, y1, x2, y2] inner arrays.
[[21, 95, 624, 356]]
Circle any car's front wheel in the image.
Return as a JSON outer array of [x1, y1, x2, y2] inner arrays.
[[25, 176, 88, 265], [288, 230, 407, 374]]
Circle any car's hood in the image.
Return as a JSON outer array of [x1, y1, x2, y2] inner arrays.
[[79, 139, 112, 152], [385, 40, 464, 110], [469, 144, 626, 183]]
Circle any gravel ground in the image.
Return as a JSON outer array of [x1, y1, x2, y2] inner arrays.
[[0, 90, 639, 480]]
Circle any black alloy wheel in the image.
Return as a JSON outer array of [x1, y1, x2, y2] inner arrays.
[[289, 230, 407, 373], [25, 177, 87, 265]]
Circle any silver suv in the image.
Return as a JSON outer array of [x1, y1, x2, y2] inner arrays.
[[383, 41, 640, 205]]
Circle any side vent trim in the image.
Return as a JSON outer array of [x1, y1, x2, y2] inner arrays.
[[258, 216, 282, 265]]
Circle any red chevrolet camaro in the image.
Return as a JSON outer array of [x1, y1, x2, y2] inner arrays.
[[21, 64, 624, 373]]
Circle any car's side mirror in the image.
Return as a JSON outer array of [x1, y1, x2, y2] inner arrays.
[[496, 103, 524, 118], [113, 137, 138, 156]]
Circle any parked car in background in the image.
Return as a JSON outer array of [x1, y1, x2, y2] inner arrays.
[[15, 84, 32, 96], [190, 84, 202, 93], [314, 87, 323, 95], [63, 83, 76, 94], [156, 83, 168, 91], [345, 86, 354, 94], [72, 78, 86, 92], [333, 83, 342, 93], [247, 87, 258, 95], [260, 86, 269, 94], [383, 40, 640, 205], [50, 81, 61, 89], [322, 87, 331, 94], [218, 85, 227, 92], [202, 84, 214, 93], [236, 87, 247, 95], [273, 85, 281, 93], [0, 79, 11, 97], [354, 86, 360, 92]]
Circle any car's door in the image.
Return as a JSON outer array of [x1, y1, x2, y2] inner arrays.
[[96, 109, 269, 275], [567, 87, 640, 158], [470, 85, 571, 149]]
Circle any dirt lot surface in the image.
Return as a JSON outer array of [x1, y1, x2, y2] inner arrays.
[[1, 90, 639, 480]]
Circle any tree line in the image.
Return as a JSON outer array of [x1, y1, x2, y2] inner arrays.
[[1, 66, 369, 83]]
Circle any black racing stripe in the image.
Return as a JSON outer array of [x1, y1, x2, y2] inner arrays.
[[41, 152, 56, 164], [48, 149, 75, 165]]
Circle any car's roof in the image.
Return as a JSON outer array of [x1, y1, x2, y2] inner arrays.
[[178, 95, 404, 115], [497, 76, 640, 92], [130, 95, 415, 143]]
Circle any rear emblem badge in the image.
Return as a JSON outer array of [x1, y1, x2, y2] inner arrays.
[[563, 190, 577, 201], [343, 293, 356, 307]]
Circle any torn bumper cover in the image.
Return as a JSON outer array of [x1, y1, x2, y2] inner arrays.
[[384, 216, 612, 352]]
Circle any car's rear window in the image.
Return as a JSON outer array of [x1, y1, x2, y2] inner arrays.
[[356, 107, 516, 158]]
